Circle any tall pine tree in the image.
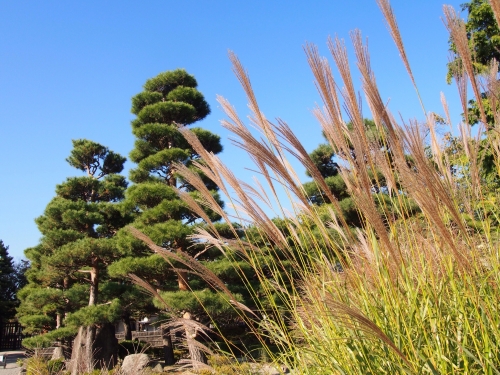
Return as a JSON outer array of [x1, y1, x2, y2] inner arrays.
[[18, 140, 131, 373], [112, 69, 242, 367]]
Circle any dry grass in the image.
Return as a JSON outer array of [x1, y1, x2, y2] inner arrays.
[[164, 1, 500, 374], [105, 1, 500, 374]]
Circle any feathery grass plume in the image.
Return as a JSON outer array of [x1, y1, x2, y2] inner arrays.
[[427, 113, 448, 183], [429, 112, 455, 191], [304, 44, 352, 164], [172, 161, 231, 226], [304, 43, 343, 129], [464, 121, 484, 200], [399, 121, 470, 262], [485, 59, 500, 118], [452, 57, 470, 126], [484, 60, 500, 175], [228, 51, 283, 156], [217, 97, 307, 211], [328, 35, 374, 175], [440, 91, 453, 131], [128, 226, 236, 300], [177, 189, 218, 233], [352, 28, 471, 261], [443, 5, 488, 126], [128, 273, 170, 309], [376, 0, 426, 115], [177, 126, 232, 199], [490, 0, 500, 32], [273, 117, 354, 242], [333, 30, 401, 261]]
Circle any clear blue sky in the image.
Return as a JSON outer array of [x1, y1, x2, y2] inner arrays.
[[0, 0, 464, 260]]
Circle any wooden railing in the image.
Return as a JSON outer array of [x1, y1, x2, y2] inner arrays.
[[115, 330, 163, 347]]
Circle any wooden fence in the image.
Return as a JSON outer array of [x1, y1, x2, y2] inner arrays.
[[0, 322, 23, 350]]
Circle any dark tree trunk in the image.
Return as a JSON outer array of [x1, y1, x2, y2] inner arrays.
[[69, 324, 118, 375], [122, 313, 132, 341], [94, 323, 118, 369], [162, 325, 175, 366]]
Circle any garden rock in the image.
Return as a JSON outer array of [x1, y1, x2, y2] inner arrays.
[[121, 353, 150, 375], [151, 362, 164, 372]]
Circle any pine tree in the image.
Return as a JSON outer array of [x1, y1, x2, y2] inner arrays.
[[111, 69, 242, 367], [0, 240, 17, 323], [18, 140, 131, 373]]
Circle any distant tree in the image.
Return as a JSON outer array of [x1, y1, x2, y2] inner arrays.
[[444, 0, 500, 197], [0, 240, 17, 323], [447, 0, 500, 126], [447, 0, 500, 80], [18, 140, 131, 374]]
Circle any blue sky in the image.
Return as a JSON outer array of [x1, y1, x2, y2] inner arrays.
[[0, 0, 464, 260]]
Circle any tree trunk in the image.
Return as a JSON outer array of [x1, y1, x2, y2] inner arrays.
[[85, 325, 96, 371], [69, 326, 90, 375], [68, 324, 118, 375], [183, 312, 207, 370], [162, 325, 175, 366], [70, 264, 100, 374], [94, 323, 118, 369], [89, 265, 99, 306], [178, 271, 189, 291], [85, 265, 99, 368], [122, 313, 132, 341]]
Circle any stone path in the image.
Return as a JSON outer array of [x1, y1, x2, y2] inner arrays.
[[0, 351, 25, 375]]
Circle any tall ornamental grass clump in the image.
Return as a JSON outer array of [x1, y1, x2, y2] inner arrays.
[[130, 1, 500, 373]]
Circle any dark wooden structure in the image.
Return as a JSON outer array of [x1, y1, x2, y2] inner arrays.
[[0, 322, 23, 350], [116, 331, 163, 347]]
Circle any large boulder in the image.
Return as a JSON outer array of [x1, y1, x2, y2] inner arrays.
[[121, 353, 150, 375]]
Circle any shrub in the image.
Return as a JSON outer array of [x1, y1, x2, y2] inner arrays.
[[47, 358, 65, 374]]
